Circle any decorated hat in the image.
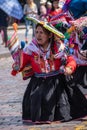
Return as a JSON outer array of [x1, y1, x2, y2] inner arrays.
[[26, 16, 65, 38]]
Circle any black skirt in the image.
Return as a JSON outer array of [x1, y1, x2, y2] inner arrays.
[[73, 66, 87, 88], [22, 70, 87, 122], [65, 65, 87, 119], [22, 74, 72, 122]]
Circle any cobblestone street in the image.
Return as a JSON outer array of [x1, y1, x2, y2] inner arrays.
[[0, 57, 29, 130]]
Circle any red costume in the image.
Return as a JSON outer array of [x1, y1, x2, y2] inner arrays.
[[12, 40, 76, 79]]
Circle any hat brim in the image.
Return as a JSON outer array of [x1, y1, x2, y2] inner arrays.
[[26, 16, 65, 39]]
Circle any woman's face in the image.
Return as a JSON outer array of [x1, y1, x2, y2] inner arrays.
[[47, 4, 52, 9], [53, 1, 59, 9], [35, 25, 51, 48]]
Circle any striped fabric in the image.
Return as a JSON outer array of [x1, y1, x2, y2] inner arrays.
[[22, 64, 34, 80], [7, 31, 34, 80], [7, 31, 21, 73], [7, 32, 19, 55]]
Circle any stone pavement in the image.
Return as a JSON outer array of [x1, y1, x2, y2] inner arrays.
[[0, 45, 10, 58], [0, 27, 87, 130]]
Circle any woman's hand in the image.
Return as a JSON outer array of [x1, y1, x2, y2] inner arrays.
[[64, 66, 73, 75]]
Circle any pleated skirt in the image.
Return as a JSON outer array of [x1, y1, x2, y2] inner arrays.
[[22, 71, 87, 122]]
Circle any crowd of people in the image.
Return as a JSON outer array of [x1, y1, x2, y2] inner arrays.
[[1, 0, 87, 124]]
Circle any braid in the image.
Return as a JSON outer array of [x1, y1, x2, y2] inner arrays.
[[51, 36, 55, 54]]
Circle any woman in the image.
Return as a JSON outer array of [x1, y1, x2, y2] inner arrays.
[[49, 0, 63, 20], [23, 0, 38, 43], [19, 23, 76, 123]]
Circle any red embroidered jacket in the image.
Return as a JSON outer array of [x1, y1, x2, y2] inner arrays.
[[11, 42, 76, 79]]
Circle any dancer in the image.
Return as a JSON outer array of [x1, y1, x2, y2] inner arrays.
[[18, 23, 76, 123]]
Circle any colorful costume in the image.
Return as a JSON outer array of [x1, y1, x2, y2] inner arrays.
[[51, 1, 87, 89], [16, 38, 76, 122], [8, 10, 87, 122], [48, 4, 87, 120], [63, 0, 87, 88]]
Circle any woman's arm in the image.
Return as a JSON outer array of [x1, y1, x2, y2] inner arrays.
[[65, 56, 77, 75], [11, 51, 31, 76]]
